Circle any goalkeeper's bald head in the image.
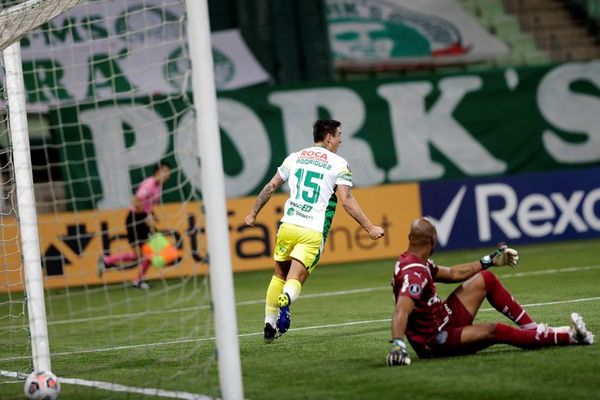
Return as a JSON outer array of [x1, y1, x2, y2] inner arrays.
[[408, 217, 437, 256]]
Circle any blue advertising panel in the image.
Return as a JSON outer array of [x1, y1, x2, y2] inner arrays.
[[419, 168, 600, 250]]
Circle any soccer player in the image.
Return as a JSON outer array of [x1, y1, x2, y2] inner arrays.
[[97, 162, 171, 289], [244, 119, 385, 343], [386, 217, 595, 366]]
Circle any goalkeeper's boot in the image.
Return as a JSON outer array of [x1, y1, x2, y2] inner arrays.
[[277, 293, 291, 334], [132, 280, 150, 290], [570, 313, 595, 345], [264, 323, 278, 344], [96, 256, 106, 277]]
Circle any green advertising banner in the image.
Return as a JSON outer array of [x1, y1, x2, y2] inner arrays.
[[16, 0, 270, 107], [50, 61, 600, 211]]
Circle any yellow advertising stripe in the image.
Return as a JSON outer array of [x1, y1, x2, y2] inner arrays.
[[0, 182, 421, 292]]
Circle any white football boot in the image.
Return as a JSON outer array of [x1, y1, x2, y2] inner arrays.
[[570, 313, 595, 345]]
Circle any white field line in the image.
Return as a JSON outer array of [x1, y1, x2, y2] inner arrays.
[[60, 377, 213, 400], [1, 295, 599, 363], [501, 264, 600, 278], [0, 370, 213, 400], [0, 370, 25, 385], [35, 263, 600, 327]]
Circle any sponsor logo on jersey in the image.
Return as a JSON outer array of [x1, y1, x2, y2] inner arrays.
[[286, 208, 295, 216], [300, 150, 329, 161], [293, 210, 313, 220], [289, 201, 313, 213]]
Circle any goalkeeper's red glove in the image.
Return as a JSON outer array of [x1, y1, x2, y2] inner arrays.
[[480, 244, 519, 269], [386, 338, 411, 367]]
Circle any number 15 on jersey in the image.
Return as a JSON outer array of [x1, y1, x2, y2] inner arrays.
[[294, 168, 323, 204]]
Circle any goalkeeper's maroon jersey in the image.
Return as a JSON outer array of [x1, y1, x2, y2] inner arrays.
[[392, 251, 447, 352]]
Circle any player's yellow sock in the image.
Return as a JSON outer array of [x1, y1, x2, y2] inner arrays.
[[282, 278, 302, 304], [265, 275, 285, 326]]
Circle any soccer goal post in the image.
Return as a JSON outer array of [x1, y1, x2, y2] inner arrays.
[[0, 0, 243, 399], [2, 0, 84, 377], [185, 1, 243, 399], [4, 40, 51, 374]]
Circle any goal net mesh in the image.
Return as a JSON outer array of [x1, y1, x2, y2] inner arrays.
[[0, 0, 221, 398]]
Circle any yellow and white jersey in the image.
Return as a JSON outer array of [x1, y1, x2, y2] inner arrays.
[[277, 146, 352, 236]]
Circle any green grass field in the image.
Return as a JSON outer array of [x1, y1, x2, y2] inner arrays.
[[2, 238, 600, 399]]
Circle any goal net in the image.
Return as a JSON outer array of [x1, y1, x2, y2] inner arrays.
[[0, 1, 232, 398]]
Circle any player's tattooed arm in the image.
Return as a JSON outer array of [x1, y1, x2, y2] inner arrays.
[[435, 262, 482, 282], [245, 172, 285, 226], [454, 262, 482, 279]]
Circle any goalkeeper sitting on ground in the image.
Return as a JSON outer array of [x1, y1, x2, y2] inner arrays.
[[387, 217, 594, 366]]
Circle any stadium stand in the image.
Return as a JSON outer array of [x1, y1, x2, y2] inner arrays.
[[337, 0, 600, 79], [336, 0, 554, 79], [503, 0, 600, 61], [460, 0, 552, 66]]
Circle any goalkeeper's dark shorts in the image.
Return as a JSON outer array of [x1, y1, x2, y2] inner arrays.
[[126, 211, 150, 248], [412, 293, 476, 358]]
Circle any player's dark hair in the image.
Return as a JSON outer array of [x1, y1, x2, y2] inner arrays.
[[153, 161, 171, 173], [313, 119, 341, 142]]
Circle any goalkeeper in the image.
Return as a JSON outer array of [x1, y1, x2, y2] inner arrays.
[[387, 217, 594, 367], [97, 162, 171, 289], [245, 119, 385, 343]]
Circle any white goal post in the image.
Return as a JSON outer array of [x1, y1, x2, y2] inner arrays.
[[184, 1, 243, 399], [1, 0, 83, 374], [4, 40, 51, 373], [0, 0, 244, 399]]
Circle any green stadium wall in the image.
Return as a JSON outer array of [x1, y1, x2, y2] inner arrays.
[[48, 61, 600, 211]]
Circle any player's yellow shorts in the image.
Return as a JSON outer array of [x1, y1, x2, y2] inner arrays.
[[274, 223, 323, 273]]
